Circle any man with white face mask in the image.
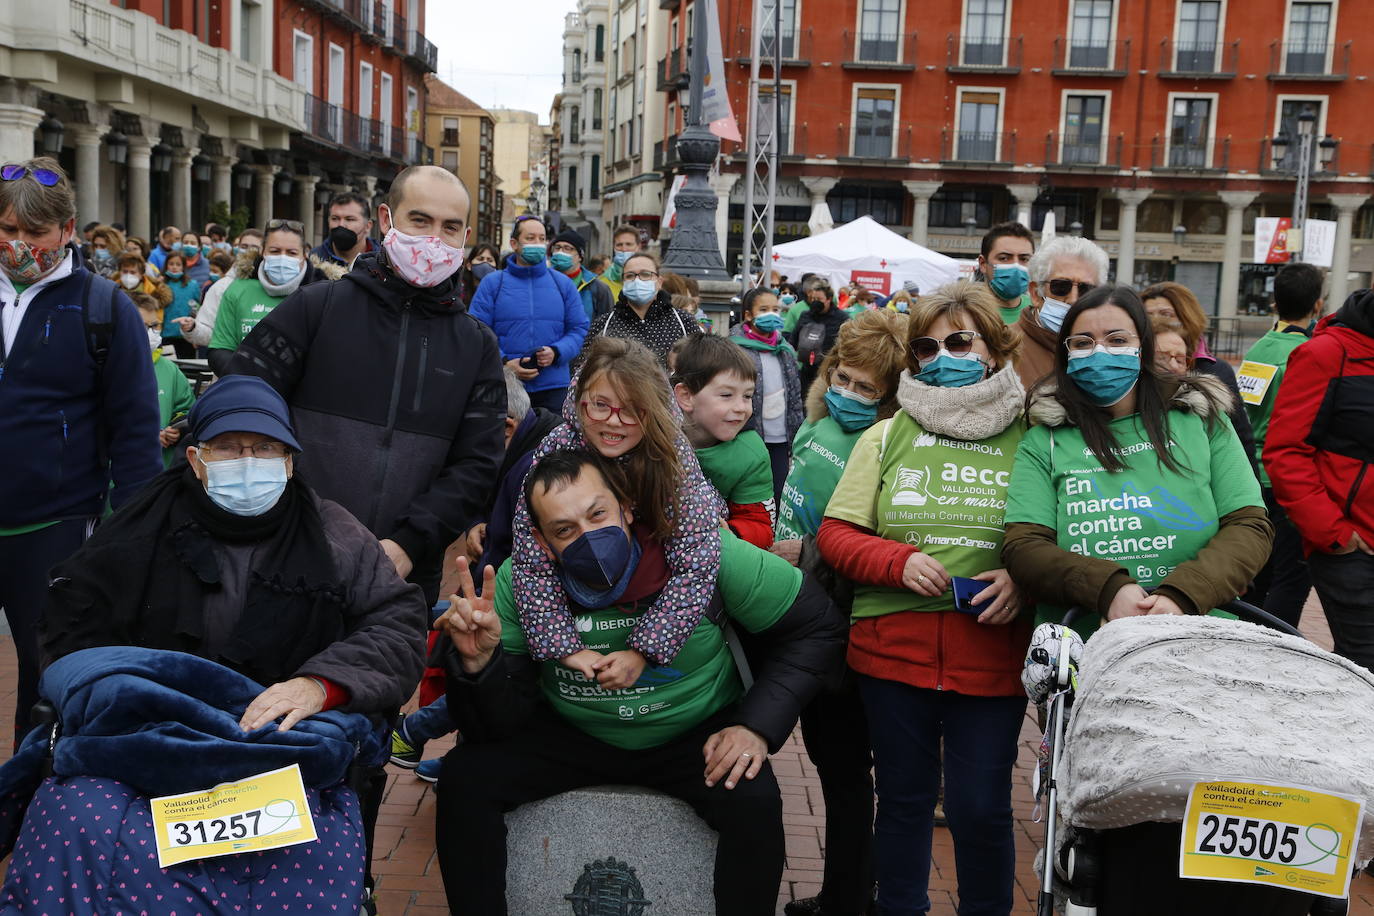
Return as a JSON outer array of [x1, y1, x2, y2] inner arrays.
[[1014, 235, 1109, 391], [0, 157, 162, 749], [227, 165, 506, 608]]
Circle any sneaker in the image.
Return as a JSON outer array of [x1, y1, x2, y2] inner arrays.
[[388, 715, 422, 768], [415, 757, 441, 783]]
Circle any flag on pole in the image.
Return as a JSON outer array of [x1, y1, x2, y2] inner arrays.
[[701, 0, 741, 142], [662, 174, 688, 229]]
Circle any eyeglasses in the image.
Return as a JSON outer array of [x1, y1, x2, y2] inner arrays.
[[580, 398, 641, 426], [199, 441, 290, 461], [1065, 332, 1140, 358], [910, 330, 982, 363], [622, 270, 658, 282], [832, 368, 880, 401], [1047, 278, 1096, 299], [264, 219, 304, 234], [0, 164, 61, 186]]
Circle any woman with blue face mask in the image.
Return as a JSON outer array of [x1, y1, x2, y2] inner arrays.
[[583, 252, 696, 367], [206, 220, 314, 375], [1003, 285, 1269, 636], [817, 281, 1030, 916]]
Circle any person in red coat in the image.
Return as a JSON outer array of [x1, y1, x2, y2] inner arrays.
[[1265, 287, 1374, 671]]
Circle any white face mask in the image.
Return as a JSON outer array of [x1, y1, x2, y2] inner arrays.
[[1039, 297, 1071, 334], [121, 273, 141, 290], [147, 327, 163, 352]]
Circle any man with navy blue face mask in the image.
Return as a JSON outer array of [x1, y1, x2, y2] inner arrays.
[[433, 448, 846, 916], [1014, 235, 1109, 392]]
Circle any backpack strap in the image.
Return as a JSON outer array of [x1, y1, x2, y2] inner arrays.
[[82, 272, 114, 375], [703, 587, 754, 691]]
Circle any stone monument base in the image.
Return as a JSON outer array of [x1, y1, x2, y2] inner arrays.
[[505, 785, 719, 915]]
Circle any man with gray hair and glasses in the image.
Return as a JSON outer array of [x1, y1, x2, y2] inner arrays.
[[0, 157, 162, 748], [1013, 235, 1111, 391]]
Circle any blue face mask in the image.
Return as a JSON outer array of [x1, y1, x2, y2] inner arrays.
[[1039, 297, 1071, 333], [824, 386, 880, 432], [262, 255, 302, 286], [201, 244, 212, 256], [181, 244, 199, 258], [91, 248, 111, 262], [198, 454, 289, 516], [471, 261, 497, 281], [752, 311, 784, 333], [780, 294, 796, 306], [623, 278, 657, 305], [557, 517, 641, 610], [613, 250, 634, 266], [916, 352, 988, 388], [520, 245, 546, 266], [1066, 349, 1142, 407], [989, 264, 1029, 301], [549, 251, 576, 272]]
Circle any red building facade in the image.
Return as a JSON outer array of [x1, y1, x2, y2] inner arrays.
[[658, 0, 1374, 313]]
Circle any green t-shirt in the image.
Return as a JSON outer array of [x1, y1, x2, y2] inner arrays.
[[783, 300, 809, 334], [153, 357, 196, 468], [209, 277, 286, 351], [1005, 411, 1262, 627], [1000, 293, 1030, 326], [776, 416, 864, 541], [825, 411, 1024, 619], [494, 529, 802, 750], [696, 430, 774, 506], [1238, 328, 1309, 488]]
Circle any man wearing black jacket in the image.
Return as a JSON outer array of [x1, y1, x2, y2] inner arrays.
[[227, 166, 506, 603], [433, 449, 846, 916]]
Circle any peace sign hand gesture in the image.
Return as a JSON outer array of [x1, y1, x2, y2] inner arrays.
[[435, 556, 502, 675]]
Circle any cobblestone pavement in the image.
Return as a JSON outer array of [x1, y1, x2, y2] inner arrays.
[[0, 593, 1367, 914]]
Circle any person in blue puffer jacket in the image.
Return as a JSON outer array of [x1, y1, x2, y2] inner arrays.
[[469, 215, 589, 412]]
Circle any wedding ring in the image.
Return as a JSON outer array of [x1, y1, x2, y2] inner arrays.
[[917, 574, 927, 585], [741, 753, 752, 759]]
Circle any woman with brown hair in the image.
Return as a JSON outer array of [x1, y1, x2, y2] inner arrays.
[[818, 280, 1031, 915], [86, 224, 125, 279]]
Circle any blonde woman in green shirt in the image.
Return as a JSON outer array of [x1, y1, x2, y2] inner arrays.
[[207, 220, 314, 374]]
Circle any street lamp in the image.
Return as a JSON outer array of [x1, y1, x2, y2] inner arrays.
[[191, 155, 211, 183], [1069, 220, 1084, 237], [527, 176, 545, 217], [150, 143, 173, 174], [38, 115, 64, 155], [275, 171, 294, 196], [105, 130, 128, 165], [1173, 224, 1188, 246], [1319, 134, 1339, 171], [962, 215, 978, 236], [233, 163, 254, 191]]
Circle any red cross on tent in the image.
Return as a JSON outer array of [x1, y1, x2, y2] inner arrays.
[[772, 252, 781, 261], [879, 259, 888, 268]]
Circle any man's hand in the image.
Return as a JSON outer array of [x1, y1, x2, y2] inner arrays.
[[240, 677, 325, 732], [505, 357, 539, 381], [901, 552, 950, 597], [1137, 593, 1186, 616], [434, 556, 502, 674], [465, 523, 487, 560], [769, 539, 802, 565], [1334, 531, 1374, 555], [379, 538, 413, 579], [969, 568, 1021, 625], [174, 316, 196, 333], [159, 426, 182, 448], [561, 648, 605, 681], [593, 649, 647, 690], [1105, 583, 1151, 621], [535, 346, 556, 368], [703, 725, 767, 790]]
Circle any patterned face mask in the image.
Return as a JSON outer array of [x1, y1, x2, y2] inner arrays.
[[0, 238, 66, 284]]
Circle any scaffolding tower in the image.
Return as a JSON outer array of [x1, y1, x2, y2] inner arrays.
[[740, 0, 782, 294]]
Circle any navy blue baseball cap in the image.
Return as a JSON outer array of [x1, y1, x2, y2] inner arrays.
[[188, 375, 301, 451]]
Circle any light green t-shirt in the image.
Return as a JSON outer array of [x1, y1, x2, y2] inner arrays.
[[783, 300, 809, 334], [696, 430, 774, 506], [209, 277, 287, 351], [153, 356, 196, 468], [776, 416, 864, 542], [1000, 293, 1030, 326], [1004, 410, 1262, 626], [1239, 328, 1309, 488], [495, 529, 802, 750], [825, 410, 1024, 619]]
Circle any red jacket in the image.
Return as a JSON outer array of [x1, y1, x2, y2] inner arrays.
[[1265, 297, 1374, 555]]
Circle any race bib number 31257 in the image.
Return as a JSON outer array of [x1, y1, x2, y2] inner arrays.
[[149, 764, 318, 868], [1180, 780, 1364, 899]]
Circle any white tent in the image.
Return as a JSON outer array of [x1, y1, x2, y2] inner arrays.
[[769, 215, 962, 296]]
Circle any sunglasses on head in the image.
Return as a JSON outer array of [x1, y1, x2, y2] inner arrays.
[[0, 164, 61, 186], [1046, 278, 1096, 299], [910, 330, 981, 362], [265, 218, 304, 233]]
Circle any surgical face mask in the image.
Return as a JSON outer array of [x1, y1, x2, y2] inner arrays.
[[549, 251, 576, 272], [780, 294, 796, 306], [915, 351, 988, 388], [201, 244, 212, 257], [1039, 297, 1071, 333], [470, 261, 497, 282], [147, 327, 163, 352], [1066, 348, 1142, 407], [824, 385, 880, 432], [555, 514, 642, 610], [180, 244, 198, 258], [164, 271, 183, 281], [613, 249, 634, 266], [209, 271, 223, 282], [262, 255, 303, 287], [623, 278, 657, 305], [197, 453, 289, 516], [120, 272, 142, 290], [0, 239, 67, 284], [92, 247, 111, 263], [382, 225, 463, 288], [519, 244, 546, 266], [989, 264, 1029, 301], [752, 311, 785, 333]]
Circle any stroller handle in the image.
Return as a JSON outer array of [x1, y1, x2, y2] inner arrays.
[[1061, 599, 1303, 638]]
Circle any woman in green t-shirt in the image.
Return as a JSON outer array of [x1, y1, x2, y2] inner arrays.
[[817, 281, 1030, 916], [1002, 284, 1272, 630]]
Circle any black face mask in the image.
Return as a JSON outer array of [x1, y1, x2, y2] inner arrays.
[[328, 226, 359, 253], [808, 298, 827, 314]]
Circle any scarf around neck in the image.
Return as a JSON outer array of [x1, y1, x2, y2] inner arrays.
[[735, 324, 794, 354], [896, 363, 1025, 441]]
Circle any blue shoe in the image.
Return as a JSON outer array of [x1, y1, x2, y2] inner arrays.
[[416, 757, 441, 783]]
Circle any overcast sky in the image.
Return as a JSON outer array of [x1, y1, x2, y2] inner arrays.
[[427, 0, 569, 122]]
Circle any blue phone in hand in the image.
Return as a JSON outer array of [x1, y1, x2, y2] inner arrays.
[[952, 577, 991, 614]]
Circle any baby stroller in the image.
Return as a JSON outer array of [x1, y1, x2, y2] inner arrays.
[[1025, 603, 1374, 916]]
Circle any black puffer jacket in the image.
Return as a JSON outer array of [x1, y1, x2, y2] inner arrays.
[[227, 252, 507, 600]]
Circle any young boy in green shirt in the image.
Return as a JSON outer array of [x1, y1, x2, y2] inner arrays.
[[133, 294, 195, 467], [669, 334, 776, 547], [1239, 261, 1323, 625]]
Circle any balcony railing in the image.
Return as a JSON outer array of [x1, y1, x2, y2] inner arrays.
[[1269, 40, 1350, 79], [657, 46, 689, 91], [1150, 135, 1229, 171], [352, 112, 386, 155], [1053, 36, 1130, 75], [946, 33, 1023, 72], [404, 30, 438, 71], [385, 12, 407, 52], [941, 128, 1017, 164], [729, 27, 814, 64], [1042, 131, 1124, 168], [842, 29, 917, 68], [1158, 38, 1238, 77], [305, 94, 345, 145]]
